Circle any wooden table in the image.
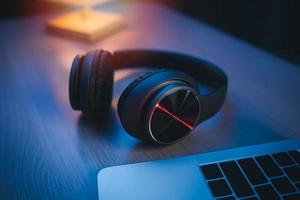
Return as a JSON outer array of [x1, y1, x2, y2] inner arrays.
[[1, 2, 299, 199]]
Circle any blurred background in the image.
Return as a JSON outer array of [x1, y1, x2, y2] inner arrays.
[[0, 0, 299, 65]]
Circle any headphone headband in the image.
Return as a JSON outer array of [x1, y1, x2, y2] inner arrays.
[[108, 49, 228, 122]]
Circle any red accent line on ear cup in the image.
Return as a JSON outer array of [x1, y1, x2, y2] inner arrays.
[[155, 103, 193, 130]]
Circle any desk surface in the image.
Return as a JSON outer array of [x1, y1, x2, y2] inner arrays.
[[0, 2, 300, 200]]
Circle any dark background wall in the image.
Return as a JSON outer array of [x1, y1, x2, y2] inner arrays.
[[161, 0, 300, 65], [0, 0, 299, 65]]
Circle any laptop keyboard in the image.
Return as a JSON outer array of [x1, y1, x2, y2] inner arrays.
[[200, 150, 300, 200]]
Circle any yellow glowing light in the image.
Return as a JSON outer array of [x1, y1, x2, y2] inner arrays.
[[46, 0, 110, 6], [46, 0, 126, 42]]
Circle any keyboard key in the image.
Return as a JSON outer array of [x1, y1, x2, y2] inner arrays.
[[272, 152, 295, 166], [296, 183, 300, 191], [271, 177, 296, 194], [220, 161, 254, 197], [200, 164, 223, 180], [255, 184, 280, 200], [283, 166, 300, 182], [288, 150, 300, 165], [255, 155, 283, 177], [207, 179, 232, 197], [283, 193, 300, 200], [238, 158, 268, 185], [216, 196, 236, 200], [242, 197, 259, 200]]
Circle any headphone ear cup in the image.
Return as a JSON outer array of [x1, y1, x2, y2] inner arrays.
[[117, 70, 158, 139], [79, 49, 113, 119], [118, 70, 163, 119], [118, 69, 198, 141]]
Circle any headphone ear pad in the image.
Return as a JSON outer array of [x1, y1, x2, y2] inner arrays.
[[79, 49, 113, 119], [93, 51, 114, 119]]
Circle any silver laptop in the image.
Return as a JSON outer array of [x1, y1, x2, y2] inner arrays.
[[98, 140, 300, 200]]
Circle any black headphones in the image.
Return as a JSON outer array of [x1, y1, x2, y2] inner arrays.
[[69, 49, 228, 144]]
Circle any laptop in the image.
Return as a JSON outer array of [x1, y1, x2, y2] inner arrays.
[[98, 140, 300, 200]]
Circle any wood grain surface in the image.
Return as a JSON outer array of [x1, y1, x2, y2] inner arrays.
[[0, 2, 299, 199]]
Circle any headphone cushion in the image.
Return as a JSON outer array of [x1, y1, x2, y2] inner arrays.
[[69, 54, 83, 110], [93, 50, 114, 119], [80, 49, 113, 119]]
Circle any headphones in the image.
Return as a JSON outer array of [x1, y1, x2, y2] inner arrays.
[[69, 49, 228, 144]]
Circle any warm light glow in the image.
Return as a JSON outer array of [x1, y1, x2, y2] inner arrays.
[[46, 0, 126, 42], [45, 0, 112, 7], [47, 10, 126, 42]]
